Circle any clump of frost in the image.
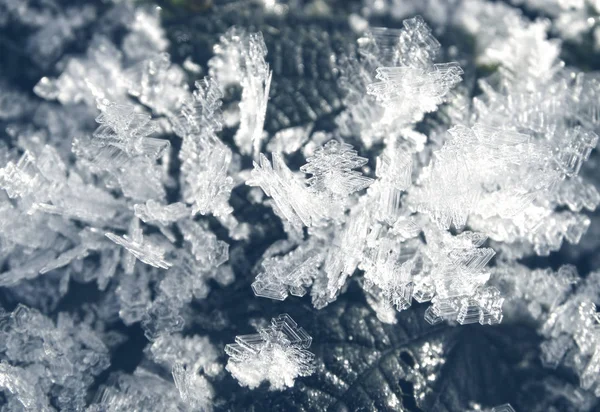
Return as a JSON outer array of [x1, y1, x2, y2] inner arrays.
[[0, 305, 110, 411], [248, 139, 373, 231], [337, 16, 462, 147], [225, 314, 315, 390]]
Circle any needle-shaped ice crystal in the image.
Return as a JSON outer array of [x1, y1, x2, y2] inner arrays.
[[172, 362, 214, 411], [134, 200, 190, 226], [249, 140, 373, 230], [247, 152, 324, 230], [106, 219, 172, 270]]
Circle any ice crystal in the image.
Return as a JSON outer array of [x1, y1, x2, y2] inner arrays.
[[93, 101, 169, 159], [410, 124, 565, 230], [493, 263, 600, 395], [252, 240, 323, 300], [301, 140, 374, 207], [179, 220, 229, 269], [249, 140, 373, 230], [176, 78, 235, 218], [209, 27, 272, 155], [266, 125, 312, 154], [0, 305, 110, 410], [34, 35, 128, 106], [106, 218, 172, 271], [467, 403, 516, 412], [148, 334, 218, 410], [134, 200, 190, 225], [337, 16, 462, 147], [247, 152, 325, 230], [122, 7, 168, 61], [126, 52, 189, 118], [172, 363, 214, 411], [225, 314, 315, 390], [89, 367, 191, 411]]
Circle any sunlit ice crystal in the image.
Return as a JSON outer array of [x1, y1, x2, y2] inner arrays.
[[172, 362, 214, 411], [247, 152, 324, 230], [362, 280, 399, 324], [369, 144, 413, 224], [225, 314, 315, 390], [0, 146, 124, 226], [266, 124, 312, 155], [6, 0, 600, 408], [493, 263, 600, 394], [148, 333, 222, 378], [122, 6, 169, 61], [366, 17, 462, 125], [337, 16, 461, 148], [179, 220, 229, 269], [93, 100, 170, 159], [134, 200, 190, 225], [88, 367, 191, 411], [367, 63, 463, 125], [408, 124, 574, 231], [173, 77, 224, 140], [176, 78, 235, 219], [106, 224, 172, 270], [301, 140, 374, 199], [248, 140, 373, 230], [252, 242, 323, 301], [324, 204, 371, 301], [34, 35, 129, 106], [125, 52, 190, 118], [209, 27, 272, 156], [467, 403, 516, 412]]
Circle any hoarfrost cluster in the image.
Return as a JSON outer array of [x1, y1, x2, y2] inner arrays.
[[1, 0, 600, 410], [224, 314, 315, 390]]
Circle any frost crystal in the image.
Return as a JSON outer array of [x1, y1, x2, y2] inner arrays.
[[148, 334, 219, 410], [126, 52, 189, 118], [34, 35, 128, 106], [367, 63, 463, 125], [176, 78, 235, 218], [172, 363, 214, 411], [93, 101, 169, 160], [301, 140, 374, 215], [252, 241, 323, 301], [493, 264, 600, 395], [337, 17, 462, 147], [225, 314, 315, 390], [0, 305, 110, 410], [247, 152, 325, 230], [209, 27, 272, 155], [106, 219, 172, 271], [134, 200, 190, 225], [468, 403, 516, 412], [249, 140, 373, 230]]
